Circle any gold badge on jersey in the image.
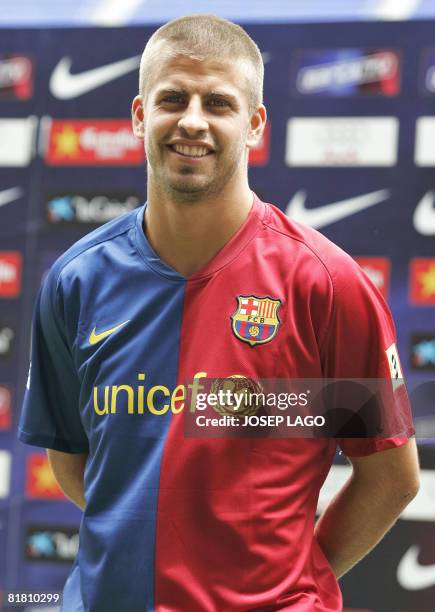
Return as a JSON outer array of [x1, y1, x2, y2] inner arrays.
[[231, 295, 281, 347]]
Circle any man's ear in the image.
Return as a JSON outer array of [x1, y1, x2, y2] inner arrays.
[[246, 105, 267, 150], [131, 95, 145, 139]]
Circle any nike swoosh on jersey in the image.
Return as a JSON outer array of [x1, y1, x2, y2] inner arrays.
[[413, 190, 435, 236], [0, 187, 22, 208], [397, 545, 435, 590], [285, 189, 391, 229], [50, 55, 141, 100], [89, 320, 130, 345]]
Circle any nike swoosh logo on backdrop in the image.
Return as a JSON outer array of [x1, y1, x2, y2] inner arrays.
[[89, 320, 130, 346], [0, 187, 22, 208], [413, 190, 435, 236], [285, 189, 391, 229], [397, 545, 435, 590], [50, 55, 141, 100]]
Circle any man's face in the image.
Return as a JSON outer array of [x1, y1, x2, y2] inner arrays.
[[133, 49, 262, 201]]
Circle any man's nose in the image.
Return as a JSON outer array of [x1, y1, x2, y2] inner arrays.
[[178, 97, 208, 134]]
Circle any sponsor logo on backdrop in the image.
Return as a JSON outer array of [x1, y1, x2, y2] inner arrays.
[[413, 191, 435, 235], [26, 525, 79, 562], [411, 334, 435, 370], [285, 189, 390, 229], [415, 117, 435, 166], [44, 119, 144, 166], [46, 192, 140, 225], [414, 414, 435, 442], [50, 55, 141, 99], [397, 545, 435, 590], [354, 257, 390, 299], [293, 48, 400, 96], [420, 48, 435, 94], [49, 53, 270, 100], [0, 54, 33, 99], [425, 68, 435, 94], [249, 121, 270, 166], [0, 450, 11, 498], [286, 117, 398, 166], [0, 117, 36, 166], [26, 362, 31, 390], [0, 186, 23, 210], [0, 323, 14, 358], [0, 251, 22, 297], [410, 258, 435, 305], [25, 454, 65, 499], [23, 607, 61, 612], [0, 385, 12, 430]]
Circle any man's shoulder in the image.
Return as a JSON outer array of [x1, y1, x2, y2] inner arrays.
[[261, 201, 389, 318], [262, 200, 360, 281], [48, 205, 141, 289]]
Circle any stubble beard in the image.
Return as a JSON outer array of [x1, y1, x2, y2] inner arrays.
[[148, 142, 246, 204]]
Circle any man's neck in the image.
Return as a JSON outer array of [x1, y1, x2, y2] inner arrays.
[[144, 180, 253, 278]]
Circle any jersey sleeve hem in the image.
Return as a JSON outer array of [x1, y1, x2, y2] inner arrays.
[[18, 428, 89, 454], [339, 429, 415, 457]]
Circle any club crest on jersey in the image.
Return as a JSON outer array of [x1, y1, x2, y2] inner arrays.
[[231, 295, 281, 347]]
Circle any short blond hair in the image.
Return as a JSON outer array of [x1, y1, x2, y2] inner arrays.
[[139, 14, 264, 113]]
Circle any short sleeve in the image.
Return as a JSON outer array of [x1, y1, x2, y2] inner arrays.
[[18, 270, 89, 453], [320, 258, 415, 457]]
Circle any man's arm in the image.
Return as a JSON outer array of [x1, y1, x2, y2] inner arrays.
[[314, 438, 420, 578], [47, 448, 88, 511]]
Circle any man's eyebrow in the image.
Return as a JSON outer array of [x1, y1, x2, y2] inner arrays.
[[207, 90, 239, 105], [155, 87, 238, 105], [156, 88, 187, 97]]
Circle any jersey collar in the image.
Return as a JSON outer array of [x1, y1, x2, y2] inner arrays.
[[134, 193, 266, 281]]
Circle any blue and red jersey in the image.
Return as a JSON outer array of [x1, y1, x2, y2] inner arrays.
[[19, 195, 413, 611]]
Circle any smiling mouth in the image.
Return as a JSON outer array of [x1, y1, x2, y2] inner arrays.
[[168, 144, 213, 158]]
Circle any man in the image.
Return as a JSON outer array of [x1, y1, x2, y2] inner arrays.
[[19, 14, 419, 612]]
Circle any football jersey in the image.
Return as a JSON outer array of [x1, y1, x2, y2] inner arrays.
[[19, 194, 414, 612]]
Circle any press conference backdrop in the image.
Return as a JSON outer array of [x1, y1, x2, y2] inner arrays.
[[0, 20, 434, 612]]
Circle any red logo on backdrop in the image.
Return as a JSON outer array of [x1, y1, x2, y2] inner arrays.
[[0, 385, 11, 430], [249, 122, 270, 166], [26, 454, 65, 499], [354, 257, 390, 300], [410, 258, 435, 305], [45, 119, 145, 166], [0, 252, 22, 298], [0, 55, 33, 100]]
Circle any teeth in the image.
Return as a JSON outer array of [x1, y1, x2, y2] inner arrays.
[[173, 144, 209, 157]]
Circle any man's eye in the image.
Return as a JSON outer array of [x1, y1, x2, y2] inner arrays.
[[208, 98, 229, 107], [162, 95, 184, 103]]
